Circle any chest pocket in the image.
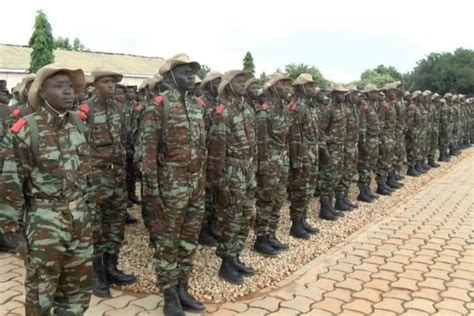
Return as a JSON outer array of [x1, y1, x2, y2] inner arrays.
[[37, 146, 63, 177]]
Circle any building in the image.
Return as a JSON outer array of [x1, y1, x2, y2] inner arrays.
[[0, 43, 165, 90]]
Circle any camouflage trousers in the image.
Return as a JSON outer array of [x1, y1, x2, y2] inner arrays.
[[126, 154, 138, 199], [25, 198, 92, 316], [439, 128, 452, 156], [337, 142, 357, 197], [376, 136, 395, 184], [429, 128, 439, 160], [216, 158, 255, 258], [393, 131, 406, 173], [406, 130, 421, 166], [255, 149, 289, 237], [423, 128, 431, 158], [289, 146, 318, 220], [319, 143, 344, 198], [357, 137, 378, 188], [93, 166, 127, 256], [451, 125, 459, 151], [154, 166, 205, 290]]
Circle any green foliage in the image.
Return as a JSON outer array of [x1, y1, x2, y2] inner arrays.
[[197, 64, 211, 79], [28, 10, 54, 73], [258, 72, 268, 86], [356, 64, 402, 88], [283, 63, 328, 88], [54, 36, 88, 51], [407, 48, 474, 94], [242, 51, 256, 75]]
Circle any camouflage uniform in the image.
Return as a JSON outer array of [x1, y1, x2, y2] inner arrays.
[[0, 107, 93, 315], [125, 98, 140, 202], [208, 96, 256, 258], [78, 95, 127, 256], [439, 100, 452, 160], [429, 99, 440, 163], [450, 100, 460, 154], [357, 100, 379, 189], [288, 98, 319, 222], [393, 99, 407, 174], [254, 95, 289, 237], [375, 100, 396, 185], [406, 97, 422, 169], [140, 89, 206, 290]]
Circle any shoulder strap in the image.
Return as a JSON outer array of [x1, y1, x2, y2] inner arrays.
[[69, 111, 88, 140], [23, 114, 39, 162], [159, 93, 171, 154]]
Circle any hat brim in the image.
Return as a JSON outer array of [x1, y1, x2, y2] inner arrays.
[[29, 67, 85, 110], [218, 70, 252, 96], [93, 71, 123, 83], [159, 61, 200, 77], [264, 76, 292, 91], [200, 73, 223, 90]]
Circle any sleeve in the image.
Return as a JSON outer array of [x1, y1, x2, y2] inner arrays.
[[255, 110, 269, 176], [206, 107, 227, 186], [319, 106, 331, 142], [140, 106, 161, 198], [288, 109, 303, 169], [0, 132, 29, 234]]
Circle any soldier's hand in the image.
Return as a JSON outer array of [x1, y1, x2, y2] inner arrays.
[[216, 187, 230, 207]]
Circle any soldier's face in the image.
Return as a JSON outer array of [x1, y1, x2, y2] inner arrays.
[[333, 92, 345, 103], [171, 64, 195, 91], [194, 84, 204, 97], [115, 87, 126, 103], [95, 76, 116, 100], [246, 83, 259, 100], [349, 92, 360, 104], [125, 87, 136, 100], [388, 90, 397, 101], [275, 80, 291, 100], [303, 83, 317, 98], [209, 78, 221, 95], [40, 73, 75, 112], [368, 91, 380, 101], [229, 74, 247, 96]]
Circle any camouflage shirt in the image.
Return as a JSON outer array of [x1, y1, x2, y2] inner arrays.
[[320, 102, 346, 145]]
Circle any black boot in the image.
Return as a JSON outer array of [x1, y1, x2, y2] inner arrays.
[[376, 183, 391, 196], [208, 217, 222, 241], [125, 211, 138, 224], [163, 287, 185, 316], [104, 252, 136, 285], [233, 257, 255, 276], [415, 161, 426, 174], [302, 218, 320, 234], [387, 174, 402, 189], [343, 196, 358, 209], [177, 281, 205, 313], [218, 256, 244, 284], [407, 165, 420, 177], [267, 233, 289, 251], [92, 256, 111, 298], [422, 161, 432, 171], [319, 197, 338, 221], [290, 218, 310, 240], [428, 159, 440, 168], [334, 196, 352, 211], [254, 236, 278, 257], [357, 187, 373, 203], [366, 187, 379, 199], [439, 152, 449, 162], [394, 172, 404, 181], [198, 223, 218, 247]]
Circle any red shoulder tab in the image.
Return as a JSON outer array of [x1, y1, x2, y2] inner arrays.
[[155, 96, 164, 105], [383, 102, 389, 110], [79, 103, 90, 113], [10, 118, 27, 133], [12, 109, 21, 118], [409, 103, 416, 110], [76, 110, 88, 121], [261, 102, 269, 110], [135, 104, 144, 112], [287, 103, 297, 111], [362, 102, 369, 111], [216, 104, 225, 115]]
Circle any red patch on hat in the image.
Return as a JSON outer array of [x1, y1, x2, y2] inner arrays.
[[79, 103, 90, 113], [12, 109, 21, 118], [10, 118, 27, 133], [135, 104, 144, 112], [216, 104, 225, 115], [155, 96, 164, 105]]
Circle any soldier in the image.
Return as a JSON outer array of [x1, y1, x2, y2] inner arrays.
[[77, 67, 136, 298], [287, 73, 320, 239], [438, 97, 451, 162], [428, 93, 441, 167], [253, 73, 292, 257], [406, 90, 423, 176], [11, 74, 36, 120], [207, 70, 256, 284], [336, 85, 360, 210], [357, 84, 381, 202], [450, 95, 461, 156], [419, 90, 433, 172], [392, 82, 407, 181], [198, 71, 223, 247], [318, 83, 348, 218], [0, 65, 93, 315], [244, 77, 260, 108], [140, 54, 206, 315]]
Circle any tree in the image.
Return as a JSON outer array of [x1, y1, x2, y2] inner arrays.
[[355, 64, 402, 88], [242, 51, 256, 75], [258, 72, 268, 86], [54, 36, 72, 50], [73, 38, 87, 51], [283, 63, 328, 88], [407, 48, 474, 94], [197, 64, 211, 79], [28, 10, 54, 73]]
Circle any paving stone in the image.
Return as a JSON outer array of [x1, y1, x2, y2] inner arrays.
[[319, 269, 346, 282], [370, 270, 398, 282], [405, 298, 437, 314], [418, 277, 447, 291], [352, 288, 383, 303], [324, 289, 353, 303], [105, 304, 144, 316], [343, 298, 373, 314], [0, 290, 22, 305], [280, 296, 314, 313], [435, 298, 469, 314], [444, 278, 472, 290], [294, 286, 324, 301], [412, 288, 442, 302], [304, 278, 336, 292], [302, 308, 333, 316], [373, 298, 405, 314], [131, 295, 161, 311], [403, 309, 430, 316], [391, 277, 419, 291], [100, 295, 137, 309], [310, 298, 344, 314], [364, 278, 391, 292], [379, 262, 405, 273], [397, 269, 425, 281], [382, 289, 412, 301], [440, 287, 471, 302], [334, 278, 363, 291], [267, 307, 300, 315], [238, 307, 268, 315], [249, 296, 280, 312]]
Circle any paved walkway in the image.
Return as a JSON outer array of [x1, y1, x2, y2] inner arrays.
[[0, 150, 473, 315]]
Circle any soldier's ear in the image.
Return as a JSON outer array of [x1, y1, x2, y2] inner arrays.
[[39, 88, 47, 100]]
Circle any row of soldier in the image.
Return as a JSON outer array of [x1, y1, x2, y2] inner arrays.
[[0, 54, 473, 316]]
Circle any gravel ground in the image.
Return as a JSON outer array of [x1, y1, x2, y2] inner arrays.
[[117, 148, 471, 303]]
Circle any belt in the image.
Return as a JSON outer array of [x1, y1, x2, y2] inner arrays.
[[33, 198, 82, 211]]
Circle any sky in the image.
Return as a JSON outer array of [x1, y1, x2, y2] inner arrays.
[[2, 0, 473, 82]]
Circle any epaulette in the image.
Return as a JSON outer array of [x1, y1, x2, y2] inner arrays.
[[409, 103, 416, 110], [76, 110, 88, 121], [12, 109, 21, 118], [10, 118, 27, 134], [79, 103, 90, 113], [216, 104, 225, 115], [135, 104, 144, 112], [155, 96, 164, 105], [362, 102, 369, 111], [383, 102, 389, 110], [261, 102, 269, 110], [288, 103, 298, 111]]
